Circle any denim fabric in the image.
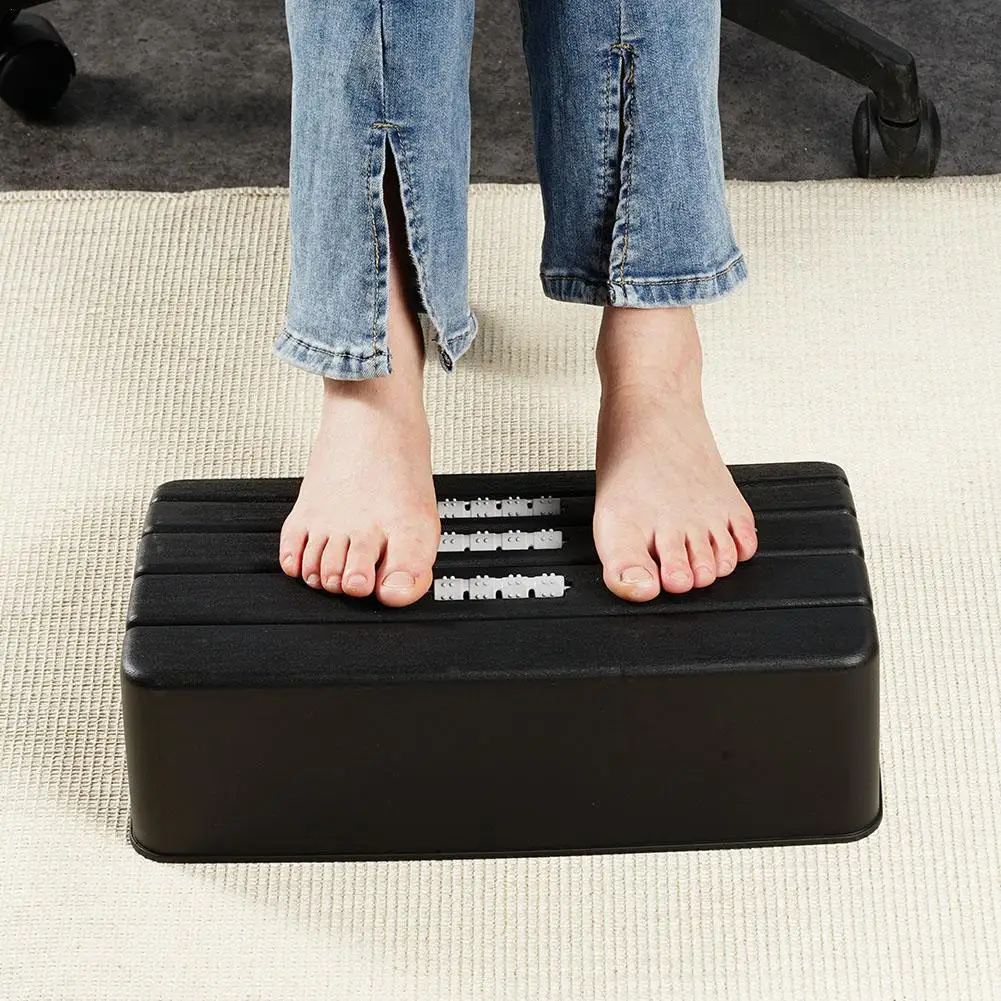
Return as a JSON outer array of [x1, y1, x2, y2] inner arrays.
[[273, 0, 748, 381]]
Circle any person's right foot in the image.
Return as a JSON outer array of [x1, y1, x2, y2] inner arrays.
[[278, 150, 440, 608], [278, 362, 440, 607]]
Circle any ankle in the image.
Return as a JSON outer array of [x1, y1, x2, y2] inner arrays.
[[596, 306, 703, 399]]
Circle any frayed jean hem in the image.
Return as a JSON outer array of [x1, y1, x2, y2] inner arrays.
[[272, 310, 479, 380], [272, 327, 392, 380], [540, 252, 748, 308]]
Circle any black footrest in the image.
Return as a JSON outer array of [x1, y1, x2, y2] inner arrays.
[[121, 461, 882, 862]]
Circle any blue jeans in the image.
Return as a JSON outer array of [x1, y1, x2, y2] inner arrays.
[[273, 0, 748, 381]]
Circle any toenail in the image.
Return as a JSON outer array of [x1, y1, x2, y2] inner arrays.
[[281, 554, 293, 568], [324, 574, 340, 588], [620, 566, 653, 584], [383, 570, 415, 589], [695, 565, 714, 578], [669, 570, 690, 583], [306, 574, 319, 587], [347, 572, 367, 588]]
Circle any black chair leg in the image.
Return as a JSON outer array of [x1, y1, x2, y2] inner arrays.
[[723, 0, 941, 177]]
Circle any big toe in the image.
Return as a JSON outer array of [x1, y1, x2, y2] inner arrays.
[[593, 512, 661, 602], [374, 522, 438, 607], [279, 518, 308, 578]]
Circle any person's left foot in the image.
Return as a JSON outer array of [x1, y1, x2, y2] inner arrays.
[[592, 304, 759, 602]]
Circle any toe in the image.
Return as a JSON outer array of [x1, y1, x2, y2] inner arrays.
[[686, 531, 718, 588], [375, 523, 438, 607], [320, 535, 349, 593], [300, 532, 328, 589], [710, 523, 739, 578], [593, 516, 661, 602], [279, 519, 308, 578], [342, 532, 384, 597], [729, 507, 759, 562], [655, 530, 694, 593]]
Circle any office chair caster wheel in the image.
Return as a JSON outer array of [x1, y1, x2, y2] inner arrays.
[[0, 12, 76, 115], [852, 92, 941, 178]]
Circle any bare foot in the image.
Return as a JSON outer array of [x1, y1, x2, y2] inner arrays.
[[592, 305, 758, 602], [278, 150, 439, 607]]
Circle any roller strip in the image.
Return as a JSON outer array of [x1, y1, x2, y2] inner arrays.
[[433, 573, 570, 600], [437, 496, 562, 519], [438, 529, 563, 552]]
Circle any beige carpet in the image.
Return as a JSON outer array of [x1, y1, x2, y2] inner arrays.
[[1, 176, 999, 1000]]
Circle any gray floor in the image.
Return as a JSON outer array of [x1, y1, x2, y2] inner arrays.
[[1, 0, 998, 191]]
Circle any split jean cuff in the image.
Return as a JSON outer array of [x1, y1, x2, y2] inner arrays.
[[274, 0, 748, 381]]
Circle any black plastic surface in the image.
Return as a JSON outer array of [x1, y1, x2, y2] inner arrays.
[[120, 462, 882, 861]]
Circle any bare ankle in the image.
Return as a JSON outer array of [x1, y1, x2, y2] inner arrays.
[[596, 305, 703, 397]]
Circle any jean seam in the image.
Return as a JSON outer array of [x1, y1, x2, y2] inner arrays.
[[610, 43, 636, 284], [390, 129, 426, 288], [392, 126, 453, 355], [541, 252, 744, 287], [624, 52, 635, 281], [366, 130, 380, 359], [599, 49, 611, 252], [369, 123, 465, 365], [279, 327, 385, 362]]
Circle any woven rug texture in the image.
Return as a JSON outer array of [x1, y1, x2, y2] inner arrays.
[[1, 177, 999, 1000]]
